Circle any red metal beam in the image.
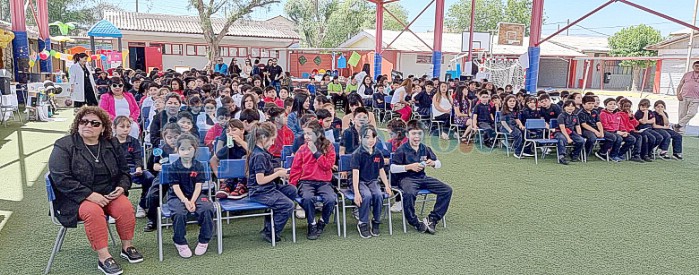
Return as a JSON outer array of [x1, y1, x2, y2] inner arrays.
[[376, 2, 383, 55], [467, 0, 476, 61], [618, 0, 699, 32], [382, 0, 435, 53], [433, 0, 445, 52], [538, 0, 615, 46]]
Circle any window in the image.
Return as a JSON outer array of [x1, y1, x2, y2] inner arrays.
[[238, 47, 247, 57], [270, 50, 279, 58], [229, 47, 238, 57], [186, 45, 196, 56], [128, 42, 146, 47], [251, 48, 260, 57], [197, 45, 206, 56], [186, 45, 207, 56], [164, 44, 183, 55], [261, 48, 269, 58]]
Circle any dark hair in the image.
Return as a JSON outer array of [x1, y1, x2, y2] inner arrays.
[[267, 106, 285, 122], [170, 78, 184, 91], [653, 100, 666, 108], [478, 90, 489, 96], [582, 95, 596, 104], [584, 91, 595, 96], [603, 98, 616, 106], [291, 93, 310, 115], [164, 92, 182, 104], [216, 107, 231, 117], [241, 94, 257, 110], [175, 133, 199, 151], [284, 97, 294, 108], [502, 95, 518, 115], [345, 93, 363, 114], [70, 106, 113, 138], [239, 109, 260, 123], [354, 106, 368, 117], [162, 123, 182, 136], [112, 115, 131, 129], [386, 118, 406, 141], [406, 119, 424, 132], [72, 53, 88, 62], [560, 90, 570, 98], [538, 94, 551, 101], [315, 108, 332, 121], [303, 120, 330, 154], [228, 119, 244, 130], [562, 100, 576, 108], [359, 124, 378, 151], [638, 98, 651, 108], [245, 122, 277, 174], [202, 83, 214, 94], [251, 87, 264, 95]]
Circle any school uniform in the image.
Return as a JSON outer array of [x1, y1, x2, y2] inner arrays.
[[473, 103, 495, 141], [351, 146, 385, 225], [618, 111, 643, 158], [554, 112, 585, 159], [578, 108, 617, 157], [247, 146, 297, 238], [414, 91, 433, 117], [330, 118, 343, 144], [540, 104, 562, 123], [118, 136, 154, 210], [167, 159, 215, 245], [341, 126, 361, 154], [634, 110, 663, 157], [600, 109, 634, 159], [391, 143, 452, 227], [290, 144, 337, 225], [653, 111, 682, 154], [499, 110, 523, 154], [373, 92, 387, 110]]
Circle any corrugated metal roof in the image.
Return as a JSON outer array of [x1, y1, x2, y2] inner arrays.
[[344, 29, 585, 57], [103, 10, 300, 40], [548, 35, 609, 53], [87, 20, 122, 38]]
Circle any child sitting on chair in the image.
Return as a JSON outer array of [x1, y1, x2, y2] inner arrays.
[[351, 124, 392, 238], [289, 120, 337, 240], [652, 100, 683, 160], [390, 120, 452, 234], [167, 134, 215, 258], [211, 119, 248, 199], [554, 100, 585, 165], [472, 91, 495, 147], [113, 116, 154, 219], [144, 123, 181, 232]]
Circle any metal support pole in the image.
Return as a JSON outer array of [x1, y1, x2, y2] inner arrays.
[[432, 0, 445, 79], [525, 0, 544, 93], [467, 0, 476, 62], [374, 2, 384, 79], [10, 0, 29, 83], [686, 0, 699, 71]]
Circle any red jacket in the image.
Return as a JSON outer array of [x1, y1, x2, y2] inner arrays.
[[205, 124, 224, 150], [289, 143, 336, 186], [617, 111, 639, 133], [600, 109, 621, 132], [264, 97, 284, 108], [269, 125, 294, 157]]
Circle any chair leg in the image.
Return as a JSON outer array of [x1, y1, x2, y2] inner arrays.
[[335, 205, 341, 237], [216, 204, 222, 255], [342, 199, 348, 238], [442, 216, 447, 228], [107, 224, 116, 247], [270, 210, 276, 247], [386, 197, 393, 236], [45, 227, 67, 275], [291, 208, 297, 243], [157, 208, 163, 262], [419, 194, 428, 216]]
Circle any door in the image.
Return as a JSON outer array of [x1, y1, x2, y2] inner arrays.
[[538, 58, 570, 88], [144, 46, 163, 73], [128, 47, 145, 71]]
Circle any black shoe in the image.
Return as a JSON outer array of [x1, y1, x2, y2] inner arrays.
[[260, 230, 282, 243], [630, 156, 645, 163], [570, 156, 581, 162], [558, 157, 569, 165], [673, 153, 684, 160], [424, 217, 436, 235], [307, 223, 319, 240], [642, 156, 653, 162], [658, 152, 671, 160], [370, 221, 380, 237], [595, 151, 608, 161], [413, 221, 428, 233], [357, 223, 371, 238], [316, 220, 326, 235], [98, 258, 123, 275], [143, 221, 156, 232], [119, 246, 144, 263]]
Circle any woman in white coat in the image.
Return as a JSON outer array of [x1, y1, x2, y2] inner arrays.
[[69, 53, 99, 108]]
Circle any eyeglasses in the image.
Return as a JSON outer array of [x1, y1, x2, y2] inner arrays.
[[111, 84, 124, 88], [79, 119, 103, 127]]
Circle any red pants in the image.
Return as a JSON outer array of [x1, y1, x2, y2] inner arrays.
[[78, 194, 135, 251], [394, 105, 412, 122]]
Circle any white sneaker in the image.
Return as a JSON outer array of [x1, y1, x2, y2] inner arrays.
[[294, 205, 305, 219], [440, 132, 450, 140], [107, 216, 116, 224], [135, 206, 146, 218], [390, 202, 403, 213]]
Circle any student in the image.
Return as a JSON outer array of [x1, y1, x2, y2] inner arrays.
[[472, 91, 495, 146], [342, 93, 378, 130], [351, 124, 392, 238], [578, 95, 616, 161], [246, 122, 297, 243], [413, 81, 433, 118], [490, 94, 502, 115], [167, 134, 215, 258], [454, 85, 473, 141], [199, 98, 218, 131], [287, 93, 314, 138], [214, 109, 260, 168], [600, 98, 632, 162], [322, 103, 343, 144], [373, 84, 387, 114], [554, 100, 584, 165], [538, 94, 562, 126], [432, 82, 453, 140], [635, 99, 663, 162], [113, 116, 153, 219], [176, 111, 199, 138], [279, 87, 291, 102], [263, 86, 284, 108], [235, 93, 266, 121], [212, 119, 248, 199], [557, 90, 570, 108], [313, 95, 330, 112], [386, 118, 408, 153], [283, 97, 294, 116], [500, 95, 527, 158], [315, 109, 337, 143], [593, 95, 603, 113], [292, 114, 318, 154], [357, 75, 374, 107], [652, 100, 683, 160], [267, 105, 294, 159], [204, 108, 231, 150], [150, 93, 183, 146], [390, 120, 452, 234], [144, 123, 182, 232], [340, 107, 370, 155], [618, 99, 645, 163], [328, 76, 345, 106], [289, 120, 337, 240]]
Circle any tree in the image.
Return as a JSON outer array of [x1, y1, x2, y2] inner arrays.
[[284, 0, 338, 48], [608, 24, 663, 91], [445, 0, 532, 34], [191, 0, 278, 66], [382, 3, 410, 31]]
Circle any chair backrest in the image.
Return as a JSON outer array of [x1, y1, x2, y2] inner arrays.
[[281, 145, 293, 160], [550, 118, 559, 129], [494, 111, 502, 124], [333, 142, 340, 156], [384, 95, 392, 105], [283, 156, 294, 169], [159, 163, 172, 185], [384, 141, 393, 153], [169, 154, 180, 163], [196, 147, 211, 162], [218, 159, 246, 179], [525, 119, 547, 130], [45, 173, 55, 202], [198, 130, 207, 144], [338, 154, 353, 172]]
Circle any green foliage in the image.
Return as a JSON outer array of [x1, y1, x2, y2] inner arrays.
[[445, 0, 532, 34], [608, 24, 664, 68]]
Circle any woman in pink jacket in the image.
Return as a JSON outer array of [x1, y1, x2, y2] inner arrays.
[[99, 77, 141, 138]]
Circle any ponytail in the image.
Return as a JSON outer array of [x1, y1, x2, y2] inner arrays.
[[245, 122, 277, 175]]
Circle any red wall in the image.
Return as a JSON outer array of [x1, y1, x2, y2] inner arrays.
[[289, 51, 397, 79]]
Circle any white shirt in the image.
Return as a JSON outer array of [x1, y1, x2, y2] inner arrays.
[[432, 96, 452, 117], [114, 98, 131, 117], [391, 86, 405, 105]]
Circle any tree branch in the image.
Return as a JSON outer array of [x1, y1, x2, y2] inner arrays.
[[214, 0, 280, 42]]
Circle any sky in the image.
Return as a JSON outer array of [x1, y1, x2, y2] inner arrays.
[[112, 0, 699, 37]]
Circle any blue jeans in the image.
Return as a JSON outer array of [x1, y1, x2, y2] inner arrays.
[[655, 128, 683, 154], [298, 180, 337, 225], [640, 129, 663, 157], [353, 180, 383, 224], [272, 80, 281, 93], [582, 130, 617, 157], [602, 131, 623, 158], [477, 122, 495, 142], [554, 132, 584, 158], [629, 132, 644, 157], [167, 195, 215, 245], [249, 183, 297, 236], [499, 126, 523, 154], [399, 176, 452, 226], [135, 171, 155, 208], [618, 133, 639, 158]]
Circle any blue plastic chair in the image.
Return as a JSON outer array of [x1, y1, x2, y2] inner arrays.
[[522, 119, 559, 164], [336, 154, 394, 237], [157, 162, 221, 261], [44, 173, 116, 274], [216, 159, 277, 247], [198, 130, 208, 146]]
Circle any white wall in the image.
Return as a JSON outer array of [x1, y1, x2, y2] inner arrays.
[[398, 53, 457, 78]]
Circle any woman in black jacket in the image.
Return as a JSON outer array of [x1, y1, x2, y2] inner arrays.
[[48, 106, 143, 275]]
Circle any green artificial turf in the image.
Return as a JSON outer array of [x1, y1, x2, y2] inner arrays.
[[1, 111, 699, 274]]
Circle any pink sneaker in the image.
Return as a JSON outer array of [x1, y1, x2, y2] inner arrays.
[[175, 244, 192, 258], [194, 243, 208, 256]]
